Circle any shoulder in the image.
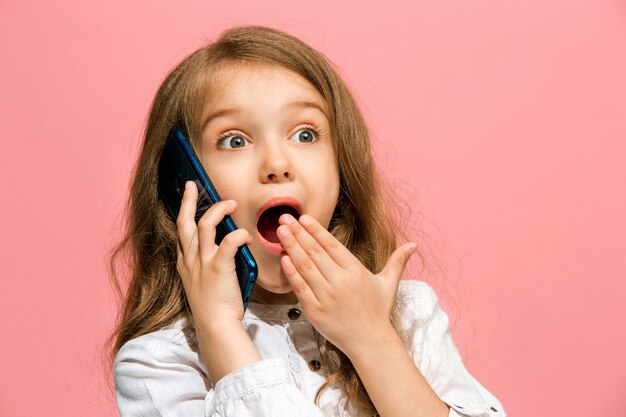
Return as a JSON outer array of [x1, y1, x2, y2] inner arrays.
[[395, 279, 442, 324], [394, 281, 508, 416], [114, 319, 214, 415], [392, 280, 451, 353], [115, 317, 195, 357], [114, 318, 207, 381]]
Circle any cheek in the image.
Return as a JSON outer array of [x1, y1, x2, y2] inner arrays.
[[305, 160, 340, 227], [201, 165, 252, 229], [202, 157, 248, 200]]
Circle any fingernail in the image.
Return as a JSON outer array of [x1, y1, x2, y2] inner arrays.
[[300, 215, 312, 225], [281, 214, 294, 224], [185, 181, 193, 191], [278, 225, 290, 236]]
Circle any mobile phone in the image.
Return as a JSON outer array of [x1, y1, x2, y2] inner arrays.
[[157, 127, 257, 312]]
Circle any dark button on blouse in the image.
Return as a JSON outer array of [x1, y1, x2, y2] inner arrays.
[[287, 308, 301, 320], [490, 407, 498, 412], [308, 359, 321, 372]]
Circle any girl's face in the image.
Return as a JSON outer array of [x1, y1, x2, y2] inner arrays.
[[199, 63, 340, 302]]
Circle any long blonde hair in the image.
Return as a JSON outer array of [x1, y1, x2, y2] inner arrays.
[[106, 25, 427, 416]]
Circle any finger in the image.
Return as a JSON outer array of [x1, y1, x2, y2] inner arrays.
[[176, 181, 200, 265], [281, 254, 319, 308], [176, 239, 184, 274], [292, 214, 359, 271], [379, 242, 418, 282], [197, 199, 237, 265], [278, 214, 341, 283], [213, 228, 254, 271], [277, 223, 330, 300]]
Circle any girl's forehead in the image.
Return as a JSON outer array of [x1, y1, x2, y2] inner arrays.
[[201, 63, 328, 114]]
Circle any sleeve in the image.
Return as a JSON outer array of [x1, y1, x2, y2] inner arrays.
[[114, 331, 326, 417], [394, 280, 507, 417]]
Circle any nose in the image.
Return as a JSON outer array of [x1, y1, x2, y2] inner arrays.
[[259, 139, 294, 184]]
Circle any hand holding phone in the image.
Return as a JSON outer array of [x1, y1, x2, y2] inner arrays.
[[157, 127, 258, 314]]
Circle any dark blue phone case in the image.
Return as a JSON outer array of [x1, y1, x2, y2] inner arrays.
[[157, 127, 258, 312]]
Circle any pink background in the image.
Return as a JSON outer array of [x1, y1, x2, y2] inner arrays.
[[1, 1, 625, 416]]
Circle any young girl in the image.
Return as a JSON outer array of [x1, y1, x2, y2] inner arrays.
[[108, 26, 506, 417]]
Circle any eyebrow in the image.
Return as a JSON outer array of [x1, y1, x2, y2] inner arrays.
[[201, 100, 328, 132]]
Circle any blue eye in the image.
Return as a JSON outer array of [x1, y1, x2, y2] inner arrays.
[[290, 128, 318, 143], [217, 128, 319, 148], [218, 135, 249, 149]]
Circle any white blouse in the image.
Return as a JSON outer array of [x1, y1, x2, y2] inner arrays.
[[114, 280, 506, 417]]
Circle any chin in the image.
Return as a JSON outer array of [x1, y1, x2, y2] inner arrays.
[[256, 277, 293, 294], [251, 245, 292, 292]]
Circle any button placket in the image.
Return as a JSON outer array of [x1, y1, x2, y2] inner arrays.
[[286, 312, 324, 376]]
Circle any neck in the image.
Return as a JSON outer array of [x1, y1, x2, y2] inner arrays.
[[250, 284, 299, 305]]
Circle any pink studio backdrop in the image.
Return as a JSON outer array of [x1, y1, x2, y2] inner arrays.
[[1, 1, 625, 416]]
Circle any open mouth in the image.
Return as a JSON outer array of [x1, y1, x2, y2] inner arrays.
[[256, 205, 301, 243]]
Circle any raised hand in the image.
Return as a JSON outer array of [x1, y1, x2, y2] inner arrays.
[[176, 181, 262, 382], [176, 181, 254, 327], [276, 213, 417, 357]]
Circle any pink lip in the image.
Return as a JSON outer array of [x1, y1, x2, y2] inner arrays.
[[255, 197, 303, 255]]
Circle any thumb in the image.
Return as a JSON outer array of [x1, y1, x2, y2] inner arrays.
[[380, 242, 418, 282]]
